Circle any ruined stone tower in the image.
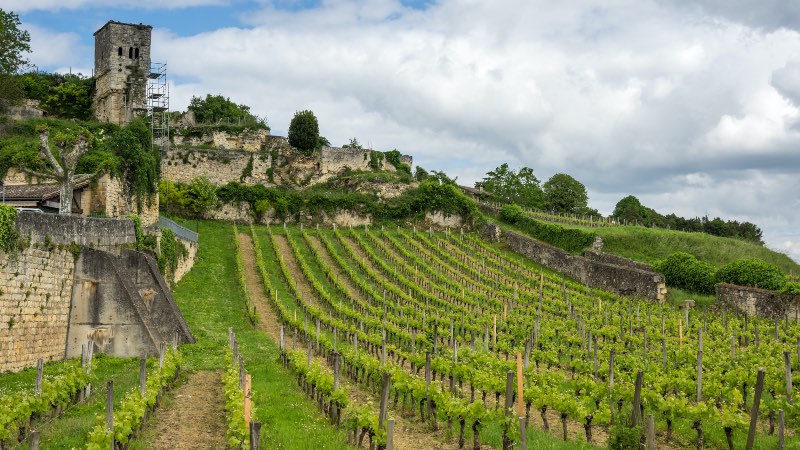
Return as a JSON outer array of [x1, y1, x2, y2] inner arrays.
[[93, 21, 152, 126]]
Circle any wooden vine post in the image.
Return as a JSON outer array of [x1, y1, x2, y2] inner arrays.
[[503, 370, 514, 450], [106, 380, 114, 450], [745, 368, 766, 450], [244, 374, 252, 430]]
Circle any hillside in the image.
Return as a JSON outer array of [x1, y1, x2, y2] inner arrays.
[[580, 225, 800, 274]]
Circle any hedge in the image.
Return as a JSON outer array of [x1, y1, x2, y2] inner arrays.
[[715, 258, 787, 291], [499, 203, 596, 254], [653, 252, 717, 295]]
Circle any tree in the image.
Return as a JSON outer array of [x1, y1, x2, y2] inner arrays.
[[186, 176, 217, 218], [102, 118, 159, 210], [475, 163, 545, 209], [188, 94, 266, 127], [23, 127, 92, 214], [543, 173, 588, 214], [288, 110, 320, 154], [342, 137, 362, 148], [0, 9, 31, 112], [40, 75, 93, 120]]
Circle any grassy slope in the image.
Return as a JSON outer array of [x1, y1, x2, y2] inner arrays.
[[164, 218, 353, 449], [587, 226, 800, 273]]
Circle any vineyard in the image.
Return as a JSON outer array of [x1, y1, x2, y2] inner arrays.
[[242, 224, 800, 449], [2, 220, 798, 449]]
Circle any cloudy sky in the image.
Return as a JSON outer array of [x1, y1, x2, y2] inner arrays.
[[8, 0, 800, 262]]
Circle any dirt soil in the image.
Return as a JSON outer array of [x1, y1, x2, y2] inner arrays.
[[147, 370, 227, 450]]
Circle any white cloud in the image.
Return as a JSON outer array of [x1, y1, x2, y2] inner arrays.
[[24, 24, 88, 72]]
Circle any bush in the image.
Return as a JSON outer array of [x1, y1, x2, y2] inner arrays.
[[715, 258, 787, 291], [288, 110, 320, 154], [499, 203, 596, 254], [781, 282, 800, 295], [653, 252, 716, 294], [608, 423, 642, 450]]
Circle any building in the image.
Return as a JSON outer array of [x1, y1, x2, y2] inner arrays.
[[92, 21, 152, 126], [1, 175, 93, 213]]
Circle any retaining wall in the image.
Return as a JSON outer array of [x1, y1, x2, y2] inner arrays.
[[715, 283, 800, 319], [486, 224, 666, 301]]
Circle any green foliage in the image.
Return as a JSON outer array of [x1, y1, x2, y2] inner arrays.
[[128, 214, 144, 251], [612, 194, 763, 244], [0, 9, 30, 111], [342, 137, 361, 148], [288, 110, 320, 154], [39, 75, 93, 120], [368, 150, 382, 170], [476, 163, 545, 209], [0, 359, 92, 444], [222, 348, 254, 450], [607, 423, 642, 450], [85, 348, 182, 449], [383, 149, 411, 174], [159, 177, 218, 218], [715, 258, 787, 291], [499, 203, 596, 254], [104, 118, 159, 210], [188, 94, 267, 128], [0, 204, 17, 252], [781, 282, 800, 295], [158, 227, 188, 278], [543, 173, 588, 214], [653, 252, 717, 294]]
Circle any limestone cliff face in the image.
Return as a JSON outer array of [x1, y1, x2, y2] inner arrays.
[[162, 130, 413, 190]]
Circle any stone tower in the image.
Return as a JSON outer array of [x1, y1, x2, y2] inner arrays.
[[93, 21, 152, 126]]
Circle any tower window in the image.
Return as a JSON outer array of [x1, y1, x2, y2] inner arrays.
[[129, 47, 133, 58], [135, 48, 140, 59], [117, 47, 122, 56]]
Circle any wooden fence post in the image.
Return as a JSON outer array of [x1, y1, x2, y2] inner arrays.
[[503, 371, 514, 450], [106, 380, 114, 450], [378, 373, 392, 429], [631, 370, 643, 427], [516, 353, 524, 418], [519, 416, 527, 450], [646, 414, 655, 449], [250, 421, 261, 450], [784, 351, 792, 405], [29, 431, 40, 450], [387, 418, 394, 450], [139, 357, 147, 397], [778, 409, 785, 450], [745, 368, 766, 450], [244, 374, 252, 430], [35, 358, 43, 396]]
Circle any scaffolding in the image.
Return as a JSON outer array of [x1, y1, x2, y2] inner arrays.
[[147, 62, 170, 148]]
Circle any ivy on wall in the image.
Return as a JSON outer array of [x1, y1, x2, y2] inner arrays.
[[0, 204, 18, 252]]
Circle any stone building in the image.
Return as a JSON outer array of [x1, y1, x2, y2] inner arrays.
[[93, 21, 152, 126]]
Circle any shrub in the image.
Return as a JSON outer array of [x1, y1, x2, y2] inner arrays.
[[288, 110, 320, 154], [653, 252, 716, 294], [608, 423, 642, 450], [499, 203, 596, 254], [780, 282, 800, 295], [715, 258, 787, 291]]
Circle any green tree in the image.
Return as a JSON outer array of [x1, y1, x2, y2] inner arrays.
[[342, 137, 362, 148], [543, 173, 588, 214], [186, 176, 218, 217], [0, 9, 31, 112], [288, 110, 320, 154], [188, 94, 266, 127], [102, 118, 159, 210], [475, 163, 545, 208], [40, 75, 93, 120], [613, 195, 647, 223]]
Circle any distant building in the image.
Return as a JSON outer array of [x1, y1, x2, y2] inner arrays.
[[93, 21, 152, 126], [1, 174, 93, 213]]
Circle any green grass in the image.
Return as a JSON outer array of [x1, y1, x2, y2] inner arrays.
[[16, 354, 141, 449], [164, 218, 354, 449], [584, 226, 800, 274]]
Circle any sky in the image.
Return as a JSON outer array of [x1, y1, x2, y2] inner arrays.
[[7, 0, 800, 263]]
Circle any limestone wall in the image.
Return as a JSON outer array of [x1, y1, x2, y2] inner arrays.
[[716, 283, 800, 319], [318, 147, 413, 177], [16, 211, 136, 253], [161, 148, 271, 186], [424, 211, 464, 229], [173, 237, 197, 284], [89, 175, 159, 226], [584, 250, 654, 272], [487, 225, 666, 301], [0, 246, 75, 372], [172, 128, 271, 152]]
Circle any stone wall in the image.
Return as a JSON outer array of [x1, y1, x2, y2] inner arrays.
[[1, 213, 194, 371], [584, 250, 654, 272], [0, 246, 75, 372], [65, 248, 194, 359], [172, 128, 271, 152], [715, 283, 800, 319], [16, 211, 136, 253], [490, 225, 666, 301], [173, 237, 197, 284], [89, 175, 159, 227], [318, 147, 413, 179], [161, 148, 271, 186], [424, 211, 464, 228]]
